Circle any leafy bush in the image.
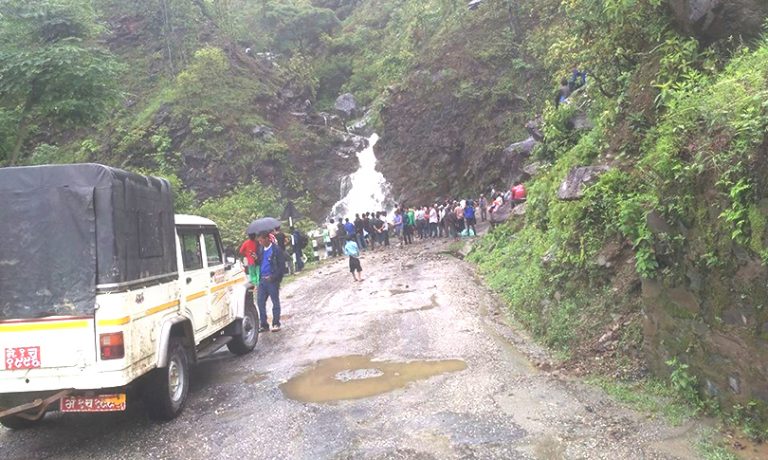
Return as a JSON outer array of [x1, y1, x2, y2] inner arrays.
[[197, 182, 282, 251]]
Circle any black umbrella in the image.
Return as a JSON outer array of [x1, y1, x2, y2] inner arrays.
[[246, 217, 281, 235]]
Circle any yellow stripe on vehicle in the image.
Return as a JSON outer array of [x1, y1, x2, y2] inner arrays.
[[210, 277, 246, 293], [0, 320, 90, 333], [144, 299, 181, 317], [185, 291, 207, 302], [97, 316, 131, 327]]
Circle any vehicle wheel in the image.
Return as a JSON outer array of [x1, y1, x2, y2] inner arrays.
[[144, 337, 190, 421], [227, 303, 259, 355], [0, 414, 42, 430]]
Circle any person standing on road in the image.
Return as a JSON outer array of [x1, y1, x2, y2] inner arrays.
[[336, 219, 346, 256], [343, 235, 363, 282], [403, 206, 415, 245], [255, 231, 286, 332], [479, 194, 488, 222], [354, 213, 366, 250], [428, 205, 439, 238], [274, 226, 293, 275], [464, 200, 477, 236], [291, 226, 305, 273], [326, 219, 339, 257], [393, 210, 404, 246]]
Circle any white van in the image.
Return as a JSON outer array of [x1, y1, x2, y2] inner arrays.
[[0, 164, 259, 428]]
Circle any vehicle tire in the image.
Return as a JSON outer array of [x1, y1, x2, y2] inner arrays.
[[144, 337, 190, 421], [227, 303, 259, 355], [0, 414, 41, 430]]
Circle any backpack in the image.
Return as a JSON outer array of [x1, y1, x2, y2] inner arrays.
[[296, 232, 308, 249]]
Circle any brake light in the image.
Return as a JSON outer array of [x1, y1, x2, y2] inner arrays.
[[99, 332, 125, 360]]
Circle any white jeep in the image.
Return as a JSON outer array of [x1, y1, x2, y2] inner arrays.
[[0, 164, 259, 428]]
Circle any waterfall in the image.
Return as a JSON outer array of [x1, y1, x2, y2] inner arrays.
[[328, 133, 393, 220]]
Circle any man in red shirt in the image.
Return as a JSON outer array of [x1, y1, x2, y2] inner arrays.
[[239, 233, 259, 284]]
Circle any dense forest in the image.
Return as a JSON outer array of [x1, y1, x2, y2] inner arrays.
[[2, 0, 768, 440]]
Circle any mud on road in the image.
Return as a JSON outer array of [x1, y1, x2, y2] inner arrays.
[[2, 237, 705, 459]]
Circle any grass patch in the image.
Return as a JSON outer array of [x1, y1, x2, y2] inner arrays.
[[587, 376, 699, 425], [696, 429, 740, 460]]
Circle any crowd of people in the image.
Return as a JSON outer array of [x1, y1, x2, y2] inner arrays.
[[237, 183, 528, 329]]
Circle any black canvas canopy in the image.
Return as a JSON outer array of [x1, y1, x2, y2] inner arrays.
[[0, 164, 177, 320]]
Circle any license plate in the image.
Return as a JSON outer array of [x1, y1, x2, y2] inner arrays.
[[4, 346, 41, 370], [60, 394, 126, 413]]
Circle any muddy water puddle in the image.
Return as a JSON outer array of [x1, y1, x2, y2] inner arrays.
[[280, 355, 467, 403]]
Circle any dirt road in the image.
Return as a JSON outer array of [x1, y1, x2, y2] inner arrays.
[[1, 237, 704, 459]]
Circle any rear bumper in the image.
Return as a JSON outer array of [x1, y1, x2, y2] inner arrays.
[[0, 364, 143, 394]]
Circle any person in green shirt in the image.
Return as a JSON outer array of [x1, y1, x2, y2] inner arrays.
[[403, 206, 415, 245]]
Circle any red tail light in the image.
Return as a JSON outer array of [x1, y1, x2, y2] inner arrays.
[[100, 332, 125, 360]]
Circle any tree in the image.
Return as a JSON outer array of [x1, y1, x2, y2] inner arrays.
[[259, 1, 340, 53], [198, 182, 282, 251], [0, 0, 121, 165]]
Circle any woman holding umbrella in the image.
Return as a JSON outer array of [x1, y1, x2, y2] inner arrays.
[[246, 217, 287, 332]]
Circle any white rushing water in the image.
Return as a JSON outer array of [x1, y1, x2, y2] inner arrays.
[[328, 133, 393, 220]]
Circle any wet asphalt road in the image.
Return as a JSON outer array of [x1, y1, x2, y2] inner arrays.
[[1, 236, 703, 459]]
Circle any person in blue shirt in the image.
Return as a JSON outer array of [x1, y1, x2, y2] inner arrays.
[[344, 218, 356, 239], [343, 235, 363, 282], [255, 231, 287, 331], [463, 200, 477, 236]]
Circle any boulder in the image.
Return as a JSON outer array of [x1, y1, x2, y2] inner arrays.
[[251, 125, 275, 140], [525, 117, 544, 141], [565, 111, 593, 131], [503, 137, 537, 158], [669, 0, 768, 40], [557, 165, 610, 200], [512, 202, 526, 216], [334, 93, 359, 119], [489, 200, 512, 224], [523, 161, 545, 177]]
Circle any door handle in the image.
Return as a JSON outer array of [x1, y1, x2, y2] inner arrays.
[[186, 277, 192, 284]]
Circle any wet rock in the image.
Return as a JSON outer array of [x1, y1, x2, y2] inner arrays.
[[335, 93, 359, 119], [669, 0, 768, 41], [279, 88, 296, 100], [668, 287, 700, 315], [503, 137, 537, 158], [348, 118, 372, 136], [647, 211, 674, 235], [705, 379, 720, 397], [721, 308, 749, 326], [511, 202, 526, 216], [251, 125, 274, 140], [522, 161, 545, 177], [596, 241, 622, 268], [557, 165, 610, 200], [489, 200, 512, 224], [525, 117, 544, 142], [728, 374, 741, 394], [565, 111, 593, 131]]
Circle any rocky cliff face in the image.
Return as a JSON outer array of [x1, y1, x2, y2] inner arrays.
[[374, 22, 547, 204], [669, 0, 768, 41]]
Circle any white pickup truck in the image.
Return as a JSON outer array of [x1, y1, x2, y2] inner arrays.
[[0, 164, 259, 428]]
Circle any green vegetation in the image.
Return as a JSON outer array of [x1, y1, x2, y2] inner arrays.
[[198, 182, 282, 250], [587, 376, 699, 426], [0, 0, 121, 164], [1, 0, 767, 446]]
